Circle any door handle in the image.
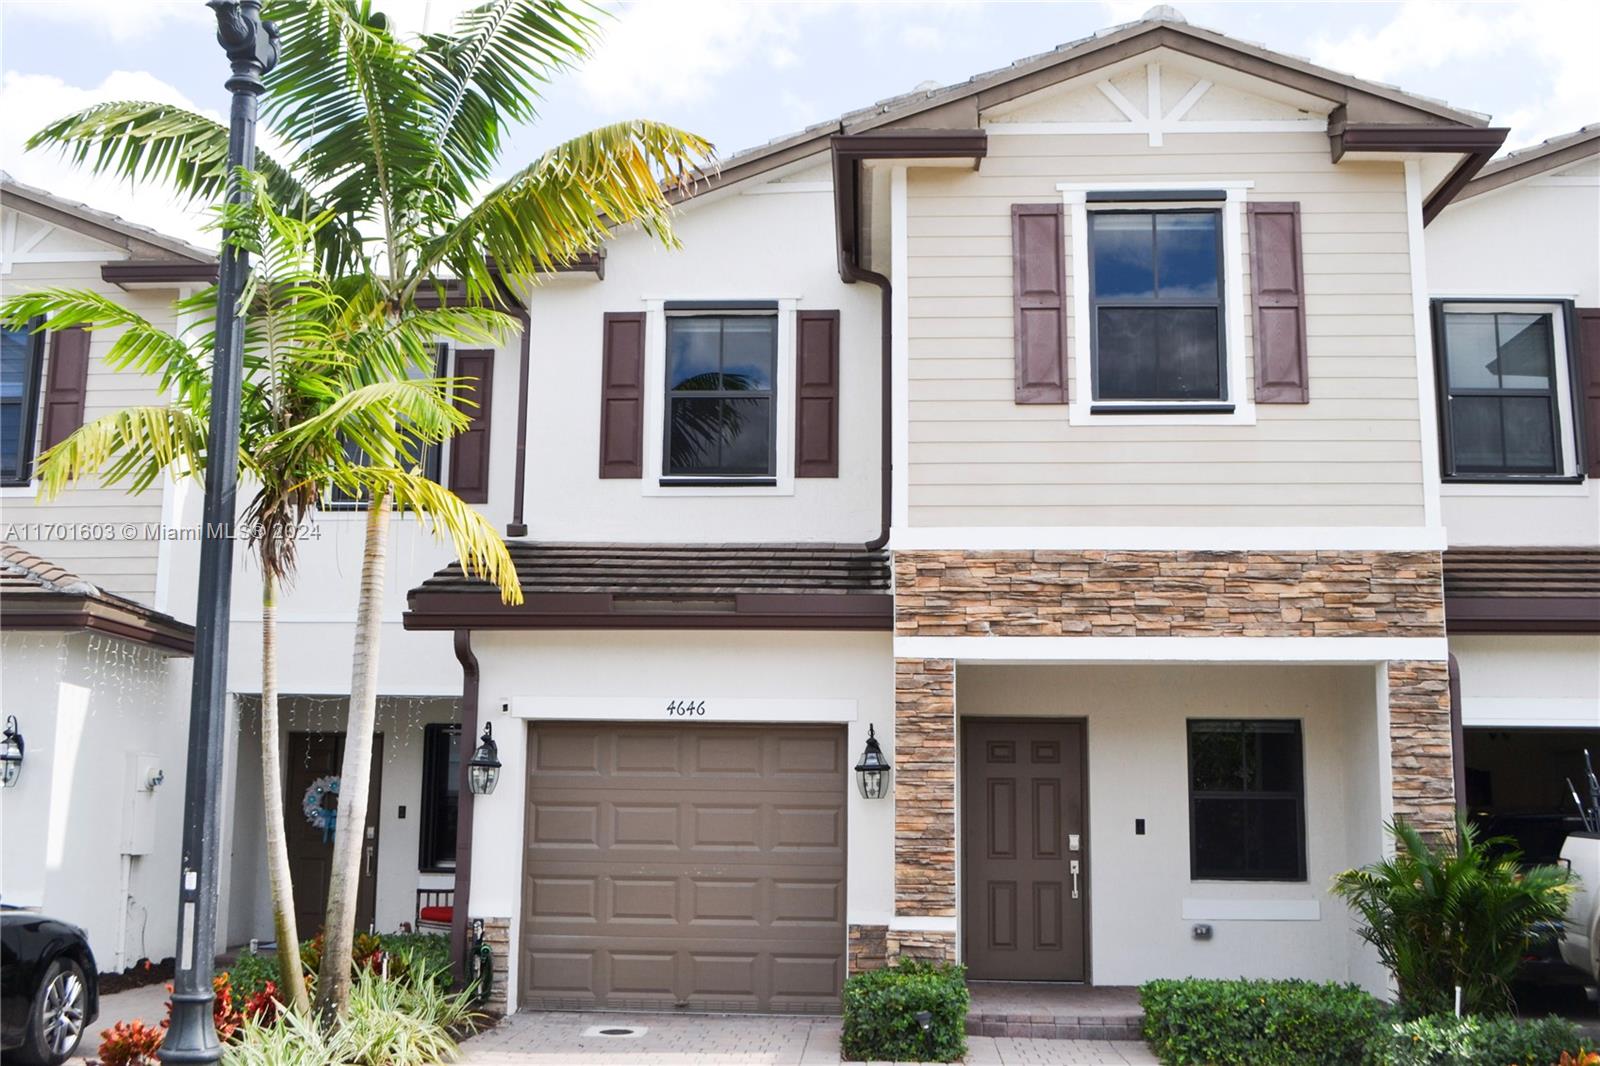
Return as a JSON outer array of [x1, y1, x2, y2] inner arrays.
[[365, 845, 375, 878], [1070, 859, 1081, 900]]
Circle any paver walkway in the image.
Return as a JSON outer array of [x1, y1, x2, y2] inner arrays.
[[453, 1010, 1158, 1065]]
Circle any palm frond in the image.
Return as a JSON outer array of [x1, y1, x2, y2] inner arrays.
[[0, 288, 209, 398], [34, 405, 211, 498], [416, 0, 600, 189], [411, 120, 713, 301], [329, 465, 523, 604]]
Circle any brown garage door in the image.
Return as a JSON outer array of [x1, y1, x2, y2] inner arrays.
[[520, 723, 847, 1013]]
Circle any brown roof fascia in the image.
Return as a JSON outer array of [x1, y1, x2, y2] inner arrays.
[[1331, 123, 1509, 224], [402, 589, 892, 632], [1, 598, 196, 654], [101, 262, 220, 287], [1445, 594, 1600, 634], [1457, 128, 1600, 203]]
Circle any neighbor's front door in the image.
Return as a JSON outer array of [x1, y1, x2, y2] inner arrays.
[[285, 732, 384, 936], [961, 719, 1087, 981]]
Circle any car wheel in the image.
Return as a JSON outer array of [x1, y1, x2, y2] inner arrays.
[[16, 957, 88, 1065]]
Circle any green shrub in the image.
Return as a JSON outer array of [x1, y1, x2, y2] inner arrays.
[[223, 932, 451, 1002], [224, 949, 283, 1001], [841, 961, 969, 1063], [1140, 978, 1390, 1065], [1332, 817, 1575, 1018], [1382, 1014, 1593, 1066]]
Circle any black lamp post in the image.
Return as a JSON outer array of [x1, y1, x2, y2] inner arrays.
[[855, 724, 892, 799], [161, 3, 277, 1062], [466, 723, 502, 796]]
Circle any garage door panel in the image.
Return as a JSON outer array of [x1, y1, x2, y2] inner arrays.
[[522, 723, 847, 1013]]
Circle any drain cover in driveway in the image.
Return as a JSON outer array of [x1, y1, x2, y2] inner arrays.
[[583, 1025, 646, 1038]]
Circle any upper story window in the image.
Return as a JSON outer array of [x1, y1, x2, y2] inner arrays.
[[326, 344, 447, 509], [1, 322, 44, 486], [664, 311, 777, 481], [1090, 209, 1226, 403], [1187, 718, 1306, 882], [1434, 301, 1578, 481]]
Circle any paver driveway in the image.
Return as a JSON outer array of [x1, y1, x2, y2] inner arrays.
[[453, 1011, 1158, 1065]]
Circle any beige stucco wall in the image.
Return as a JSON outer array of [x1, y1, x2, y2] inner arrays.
[[903, 130, 1426, 528]]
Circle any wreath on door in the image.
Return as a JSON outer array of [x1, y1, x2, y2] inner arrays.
[[302, 775, 340, 841]]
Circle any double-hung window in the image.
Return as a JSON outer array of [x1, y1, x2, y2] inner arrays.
[[1435, 302, 1578, 480], [327, 343, 447, 508], [1, 321, 45, 485], [1187, 719, 1307, 882], [1090, 209, 1226, 404], [664, 310, 777, 480]]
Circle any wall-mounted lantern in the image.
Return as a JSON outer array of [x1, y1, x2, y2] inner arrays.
[[855, 724, 892, 799], [466, 722, 501, 795], [0, 716, 23, 789]]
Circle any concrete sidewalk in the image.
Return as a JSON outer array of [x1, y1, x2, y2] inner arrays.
[[453, 1010, 1158, 1065]]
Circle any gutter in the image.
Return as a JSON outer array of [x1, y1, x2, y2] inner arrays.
[[492, 279, 533, 538], [829, 130, 988, 551], [1328, 121, 1509, 224]]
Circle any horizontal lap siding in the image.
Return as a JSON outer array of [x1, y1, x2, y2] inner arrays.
[[905, 132, 1424, 528], [3, 261, 174, 604]]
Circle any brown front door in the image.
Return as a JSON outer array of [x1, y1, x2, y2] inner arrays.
[[286, 732, 384, 936], [962, 719, 1087, 981]]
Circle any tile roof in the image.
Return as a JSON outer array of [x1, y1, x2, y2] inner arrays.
[[1, 542, 196, 653], [415, 542, 891, 598], [0, 543, 100, 597], [1443, 548, 1600, 600]]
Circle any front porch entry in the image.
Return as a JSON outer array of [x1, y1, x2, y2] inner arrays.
[[961, 719, 1088, 982]]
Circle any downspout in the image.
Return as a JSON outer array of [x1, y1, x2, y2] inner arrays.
[[493, 279, 532, 538], [833, 152, 892, 551], [447, 629, 480, 988]]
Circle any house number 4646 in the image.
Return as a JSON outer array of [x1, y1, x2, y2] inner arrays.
[[665, 700, 707, 716]]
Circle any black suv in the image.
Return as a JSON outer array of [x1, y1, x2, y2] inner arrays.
[[1, 908, 98, 1065]]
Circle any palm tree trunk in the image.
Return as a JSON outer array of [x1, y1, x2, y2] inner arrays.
[[259, 568, 311, 1015], [313, 486, 391, 1021]]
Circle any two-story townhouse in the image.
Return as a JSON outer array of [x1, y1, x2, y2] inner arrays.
[[0, 174, 208, 974], [370, 7, 1580, 1019], [1424, 127, 1600, 866]]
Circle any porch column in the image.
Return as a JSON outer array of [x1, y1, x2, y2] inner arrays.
[[1387, 659, 1456, 838], [890, 657, 958, 961]]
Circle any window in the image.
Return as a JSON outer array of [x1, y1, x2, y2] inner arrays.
[[1, 321, 44, 485], [1435, 302, 1577, 480], [664, 313, 776, 479], [1187, 719, 1306, 882], [327, 344, 447, 508], [418, 723, 460, 872], [1090, 209, 1225, 403]]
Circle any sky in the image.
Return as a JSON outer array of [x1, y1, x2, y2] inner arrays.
[[1, 0, 1595, 251]]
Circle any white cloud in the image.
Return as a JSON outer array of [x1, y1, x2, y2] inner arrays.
[[1, 70, 220, 249], [1310, 0, 1600, 151], [2, 0, 211, 42], [901, 24, 946, 51], [574, 0, 831, 113]]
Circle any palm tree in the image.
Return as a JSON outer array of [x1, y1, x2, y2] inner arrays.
[[28, 0, 713, 1017], [0, 186, 522, 1016]]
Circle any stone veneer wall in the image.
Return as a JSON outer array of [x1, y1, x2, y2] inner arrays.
[[477, 916, 511, 1017], [895, 658, 957, 920], [847, 924, 887, 972], [1387, 660, 1456, 836], [894, 550, 1445, 637]]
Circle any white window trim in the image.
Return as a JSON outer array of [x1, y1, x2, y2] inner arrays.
[[639, 296, 798, 498], [1057, 180, 1256, 426], [1435, 299, 1581, 480]]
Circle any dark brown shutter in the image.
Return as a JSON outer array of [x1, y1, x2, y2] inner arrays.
[[1577, 307, 1600, 477], [448, 349, 493, 504], [1247, 201, 1310, 403], [1011, 203, 1068, 404], [599, 311, 646, 478], [40, 327, 91, 451], [795, 310, 840, 477]]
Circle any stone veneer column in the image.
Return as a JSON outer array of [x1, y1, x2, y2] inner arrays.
[[892, 658, 958, 961], [1387, 660, 1456, 837]]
